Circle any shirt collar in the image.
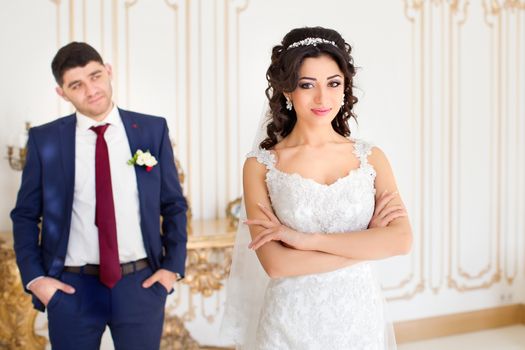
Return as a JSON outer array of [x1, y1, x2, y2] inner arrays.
[[76, 104, 120, 131]]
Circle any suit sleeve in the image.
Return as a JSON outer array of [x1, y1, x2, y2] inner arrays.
[[158, 119, 188, 276], [10, 129, 46, 290]]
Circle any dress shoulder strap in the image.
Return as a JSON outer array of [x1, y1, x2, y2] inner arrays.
[[246, 148, 276, 170], [352, 139, 374, 167]]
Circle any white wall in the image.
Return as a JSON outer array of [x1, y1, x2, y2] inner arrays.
[[1, 0, 524, 348]]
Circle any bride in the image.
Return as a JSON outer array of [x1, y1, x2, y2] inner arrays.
[[222, 26, 412, 349]]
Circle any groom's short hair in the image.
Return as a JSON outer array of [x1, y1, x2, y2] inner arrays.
[[51, 42, 104, 86]]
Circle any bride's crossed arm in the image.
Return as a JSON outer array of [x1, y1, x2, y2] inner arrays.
[[246, 147, 413, 265], [243, 157, 356, 279]]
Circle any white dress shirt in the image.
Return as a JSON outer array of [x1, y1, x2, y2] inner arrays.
[[65, 105, 147, 266]]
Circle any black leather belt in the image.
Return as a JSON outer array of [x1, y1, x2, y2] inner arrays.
[[64, 258, 149, 276]]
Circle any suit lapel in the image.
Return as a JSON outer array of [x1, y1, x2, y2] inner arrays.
[[53, 114, 77, 262], [59, 114, 76, 212], [120, 108, 141, 157], [120, 108, 146, 188], [119, 109, 149, 234]]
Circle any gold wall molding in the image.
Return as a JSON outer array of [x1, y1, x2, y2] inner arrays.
[[49, 0, 250, 221], [124, 0, 138, 108], [382, 273, 414, 292], [163, 0, 183, 178], [164, 0, 181, 147], [82, 0, 86, 41], [402, 0, 524, 295], [500, 2, 525, 285], [223, 0, 249, 208], [160, 0, 253, 218], [48, 0, 62, 116], [516, 1, 525, 278], [69, 0, 74, 41], [198, 0, 204, 218], [447, 0, 500, 290], [185, 0, 192, 205], [384, 0, 428, 301], [213, 0, 220, 218], [427, 0, 443, 294], [48, 0, 61, 46], [52, 0, 125, 115], [112, 0, 119, 101], [223, 0, 231, 210], [234, 0, 249, 198], [448, 2, 525, 291], [100, 0, 105, 59]]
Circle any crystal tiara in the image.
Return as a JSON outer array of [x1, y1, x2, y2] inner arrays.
[[286, 37, 337, 50]]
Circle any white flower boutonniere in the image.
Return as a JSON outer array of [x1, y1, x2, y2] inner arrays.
[[128, 149, 158, 172]]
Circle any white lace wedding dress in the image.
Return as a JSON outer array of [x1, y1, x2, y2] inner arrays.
[[246, 139, 392, 349]]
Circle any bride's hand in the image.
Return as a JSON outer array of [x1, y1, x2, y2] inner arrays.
[[246, 203, 307, 250], [369, 190, 407, 229]]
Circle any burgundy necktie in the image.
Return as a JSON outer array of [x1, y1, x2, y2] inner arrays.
[[90, 124, 121, 288]]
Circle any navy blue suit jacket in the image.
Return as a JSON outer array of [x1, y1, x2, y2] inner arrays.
[[11, 108, 188, 311]]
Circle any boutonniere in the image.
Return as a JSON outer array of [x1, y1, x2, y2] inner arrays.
[[128, 149, 158, 172]]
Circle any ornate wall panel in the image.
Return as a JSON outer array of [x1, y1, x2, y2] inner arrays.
[[398, 1, 525, 298], [46, 0, 248, 221]]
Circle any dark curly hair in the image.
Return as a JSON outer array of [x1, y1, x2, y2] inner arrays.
[[261, 26, 358, 150]]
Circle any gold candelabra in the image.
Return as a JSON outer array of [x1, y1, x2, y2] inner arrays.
[[7, 122, 30, 171]]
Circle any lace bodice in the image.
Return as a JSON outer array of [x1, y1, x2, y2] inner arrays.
[[247, 139, 376, 235], [245, 140, 392, 350]]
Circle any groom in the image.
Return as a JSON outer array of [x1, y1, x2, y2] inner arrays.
[[10, 42, 187, 350]]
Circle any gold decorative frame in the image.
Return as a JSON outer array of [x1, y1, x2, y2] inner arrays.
[[6, 122, 31, 171], [0, 236, 46, 350], [225, 197, 242, 231]]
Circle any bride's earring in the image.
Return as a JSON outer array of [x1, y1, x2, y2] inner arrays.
[[286, 97, 293, 111]]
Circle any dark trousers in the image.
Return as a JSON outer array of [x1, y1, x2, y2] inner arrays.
[[46, 266, 167, 350]]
